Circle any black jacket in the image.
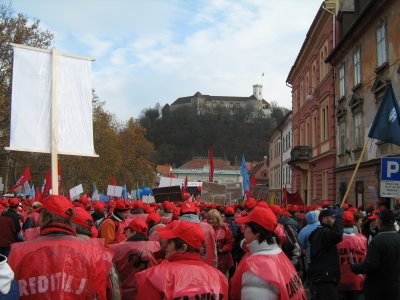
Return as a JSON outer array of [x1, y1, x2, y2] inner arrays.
[[351, 224, 400, 300], [308, 217, 343, 284]]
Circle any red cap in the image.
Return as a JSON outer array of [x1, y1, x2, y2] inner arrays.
[[93, 201, 105, 212], [225, 206, 235, 215], [342, 203, 349, 210], [244, 198, 257, 209], [132, 200, 144, 209], [79, 195, 90, 204], [322, 200, 330, 207], [72, 207, 94, 230], [115, 200, 130, 211], [343, 211, 355, 225], [127, 219, 148, 235], [8, 198, 20, 207], [39, 195, 75, 219], [180, 201, 196, 214], [270, 205, 283, 215], [257, 201, 268, 208], [147, 212, 161, 224], [157, 220, 205, 249], [235, 206, 277, 232], [368, 210, 380, 220], [162, 201, 174, 211]]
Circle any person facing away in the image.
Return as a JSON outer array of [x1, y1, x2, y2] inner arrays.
[[110, 219, 159, 300], [8, 195, 113, 300], [308, 207, 343, 300], [135, 220, 228, 300], [230, 206, 306, 300], [351, 209, 400, 300], [337, 211, 367, 300]]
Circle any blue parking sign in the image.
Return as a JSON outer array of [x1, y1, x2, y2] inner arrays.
[[381, 157, 400, 181]]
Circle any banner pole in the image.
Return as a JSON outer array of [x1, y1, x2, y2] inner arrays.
[[340, 137, 369, 207], [51, 48, 59, 195]]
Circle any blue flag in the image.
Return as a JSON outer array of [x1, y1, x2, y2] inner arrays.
[[241, 154, 250, 191], [122, 183, 128, 200], [368, 83, 400, 146]]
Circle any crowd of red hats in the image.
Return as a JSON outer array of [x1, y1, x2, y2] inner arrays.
[[1, 192, 399, 299]]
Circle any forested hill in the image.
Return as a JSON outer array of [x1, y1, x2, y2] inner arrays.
[[138, 103, 290, 167]]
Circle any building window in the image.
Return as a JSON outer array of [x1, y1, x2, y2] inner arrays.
[[376, 21, 387, 67], [353, 47, 361, 86], [313, 116, 317, 147], [321, 104, 328, 142], [339, 64, 345, 98], [339, 122, 346, 155], [322, 170, 328, 199], [354, 112, 362, 148]]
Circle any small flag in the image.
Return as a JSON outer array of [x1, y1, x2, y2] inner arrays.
[[241, 154, 250, 192], [122, 183, 128, 200], [92, 183, 100, 201], [208, 144, 214, 182], [109, 177, 117, 186], [368, 83, 400, 146], [7, 165, 31, 193]]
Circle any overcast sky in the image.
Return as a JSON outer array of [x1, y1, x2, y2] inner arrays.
[[6, 0, 323, 122]]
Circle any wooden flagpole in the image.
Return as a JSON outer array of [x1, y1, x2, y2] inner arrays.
[[340, 137, 370, 207], [51, 48, 59, 195]]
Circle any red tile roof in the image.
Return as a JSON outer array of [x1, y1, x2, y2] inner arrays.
[[179, 158, 236, 170], [157, 164, 172, 174]]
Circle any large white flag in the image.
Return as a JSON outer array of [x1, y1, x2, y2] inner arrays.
[[8, 46, 97, 156]]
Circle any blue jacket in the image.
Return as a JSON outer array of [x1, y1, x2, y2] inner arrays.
[[298, 211, 320, 265]]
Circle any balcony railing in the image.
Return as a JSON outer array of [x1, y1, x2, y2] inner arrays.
[[289, 146, 312, 164]]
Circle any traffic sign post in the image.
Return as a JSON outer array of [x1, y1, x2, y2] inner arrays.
[[380, 157, 400, 198]]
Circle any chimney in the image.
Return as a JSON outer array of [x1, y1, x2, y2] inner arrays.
[[253, 84, 263, 100]]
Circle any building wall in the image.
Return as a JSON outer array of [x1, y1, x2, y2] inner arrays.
[[287, 7, 336, 205], [329, 0, 400, 207]]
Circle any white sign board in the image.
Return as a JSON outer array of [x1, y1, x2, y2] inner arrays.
[[69, 184, 84, 200], [107, 185, 123, 197], [380, 181, 400, 198], [8, 46, 96, 156], [142, 195, 155, 203], [159, 177, 184, 188]]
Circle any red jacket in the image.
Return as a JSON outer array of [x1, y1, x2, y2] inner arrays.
[[135, 252, 228, 300], [8, 235, 113, 300], [213, 223, 234, 273], [337, 232, 367, 291], [110, 240, 160, 300]]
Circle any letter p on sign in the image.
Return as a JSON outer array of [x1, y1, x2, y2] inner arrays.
[[387, 161, 400, 178]]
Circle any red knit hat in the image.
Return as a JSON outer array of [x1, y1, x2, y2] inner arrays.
[[157, 220, 205, 249], [235, 206, 277, 231]]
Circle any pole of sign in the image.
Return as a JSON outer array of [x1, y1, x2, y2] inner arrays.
[[51, 48, 59, 195], [340, 137, 369, 207]]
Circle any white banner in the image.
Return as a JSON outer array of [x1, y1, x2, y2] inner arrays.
[[158, 177, 184, 188], [69, 184, 84, 200], [8, 46, 96, 156], [107, 185, 123, 197]]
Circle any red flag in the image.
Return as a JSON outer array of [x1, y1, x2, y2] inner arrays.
[[7, 166, 31, 193], [35, 187, 43, 202], [42, 165, 61, 196], [109, 177, 117, 186], [250, 175, 256, 188], [183, 176, 188, 193], [208, 144, 214, 182]]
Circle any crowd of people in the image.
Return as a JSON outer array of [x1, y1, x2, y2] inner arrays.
[[0, 194, 400, 299]]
